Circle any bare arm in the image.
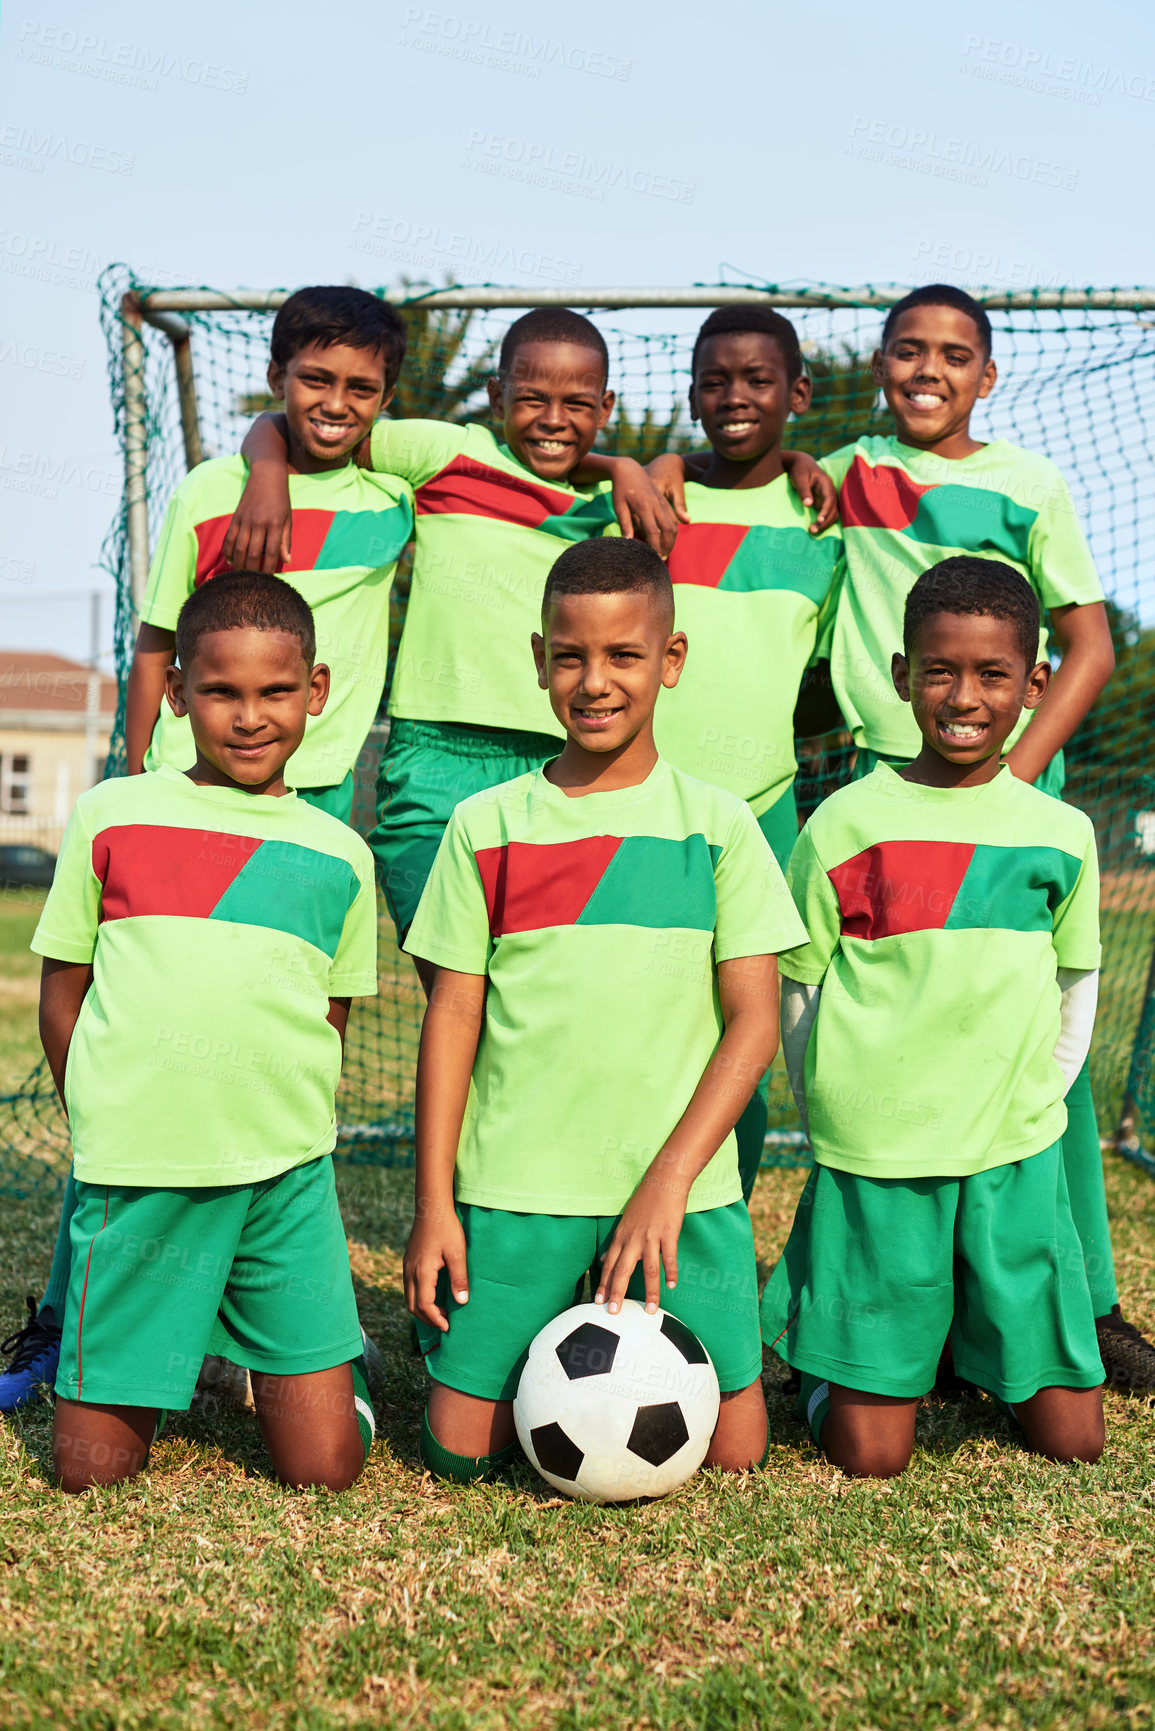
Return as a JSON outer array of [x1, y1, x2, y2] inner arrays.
[[596, 953, 780, 1312], [123, 623, 176, 775], [402, 966, 487, 1331], [326, 996, 351, 1047], [222, 413, 293, 573], [1006, 601, 1114, 785], [39, 958, 95, 1107]]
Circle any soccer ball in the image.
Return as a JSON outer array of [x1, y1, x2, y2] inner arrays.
[[513, 1300, 720, 1503]]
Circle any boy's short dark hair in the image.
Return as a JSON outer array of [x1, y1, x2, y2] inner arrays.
[[691, 306, 804, 383], [498, 308, 609, 386], [175, 571, 317, 669], [881, 284, 993, 360], [904, 556, 1040, 668], [542, 537, 673, 621], [270, 286, 407, 389]]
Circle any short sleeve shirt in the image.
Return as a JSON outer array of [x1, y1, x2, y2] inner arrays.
[[652, 475, 841, 816], [32, 765, 378, 1187], [370, 419, 615, 736], [819, 436, 1105, 758], [779, 763, 1101, 1179], [141, 455, 414, 789], [404, 758, 807, 1214]]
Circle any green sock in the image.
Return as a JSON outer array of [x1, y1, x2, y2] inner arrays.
[[419, 1408, 519, 1484], [796, 1372, 831, 1448], [351, 1355, 375, 1461]]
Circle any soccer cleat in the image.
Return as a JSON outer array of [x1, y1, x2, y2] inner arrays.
[[360, 1325, 385, 1405], [192, 1355, 254, 1414], [1096, 1306, 1155, 1394], [0, 1297, 61, 1413]]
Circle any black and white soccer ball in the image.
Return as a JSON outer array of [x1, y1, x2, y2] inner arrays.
[[513, 1300, 720, 1503]]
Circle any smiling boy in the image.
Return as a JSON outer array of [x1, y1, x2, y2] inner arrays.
[[125, 284, 414, 819], [35, 573, 379, 1491], [400, 537, 807, 1484], [762, 557, 1105, 1477], [642, 307, 841, 1197]]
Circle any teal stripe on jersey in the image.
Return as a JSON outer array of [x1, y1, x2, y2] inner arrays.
[[944, 843, 1082, 933], [576, 835, 721, 931], [210, 839, 361, 955], [317, 500, 414, 570], [905, 486, 1037, 562], [537, 491, 617, 543], [720, 525, 840, 601]]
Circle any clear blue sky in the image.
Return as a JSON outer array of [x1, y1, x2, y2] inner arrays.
[[2, 0, 1153, 662]]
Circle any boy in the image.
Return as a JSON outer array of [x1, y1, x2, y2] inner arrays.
[[126, 283, 414, 820], [35, 573, 379, 1491], [648, 306, 841, 1198], [762, 558, 1105, 1476], [401, 538, 808, 1482], [0, 286, 411, 1417], [228, 309, 828, 969]]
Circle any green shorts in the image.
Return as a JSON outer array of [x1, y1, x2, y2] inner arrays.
[[56, 1155, 363, 1410], [369, 718, 561, 939], [296, 772, 355, 827], [852, 747, 1066, 801], [418, 1201, 763, 1401], [760, 1141, 1104, 1403]]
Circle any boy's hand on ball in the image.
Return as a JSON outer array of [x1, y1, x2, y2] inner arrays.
[[403, 1211, 469, 1332], [595, 1173, 689, 1317]]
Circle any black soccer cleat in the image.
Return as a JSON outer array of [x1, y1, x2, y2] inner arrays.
[[1096, 1306, 1155, 1395]]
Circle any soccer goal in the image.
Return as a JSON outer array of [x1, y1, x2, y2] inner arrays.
[[2, 269, 1154, 1195]]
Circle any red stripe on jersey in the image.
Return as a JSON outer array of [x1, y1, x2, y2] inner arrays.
[[414, 456, 576, 529], [665, 523, 748, 588], [838, 455, 934, 531], [828, 839, 975, 939], [474, 836, 623, 936], [193, 511, 336, 585], [92, 825, 263, 922]]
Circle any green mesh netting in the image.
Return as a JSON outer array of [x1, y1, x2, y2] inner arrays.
[[2, 270, 1154, 1197]]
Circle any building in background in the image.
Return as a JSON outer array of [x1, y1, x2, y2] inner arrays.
[[0, 651, 117, 853]]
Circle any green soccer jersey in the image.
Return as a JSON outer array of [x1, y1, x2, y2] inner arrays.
[[141, 455, 414, 789], [369, 418, 616, 735], [780, 762, 1101, 1179], [404, 757, 807, 1214], [653, 476, 841, 816], [31, 764, 378, 1187], [819, 436, 1105, 758]]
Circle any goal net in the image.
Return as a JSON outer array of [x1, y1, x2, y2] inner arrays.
[[2, 269, 1154, 1195]]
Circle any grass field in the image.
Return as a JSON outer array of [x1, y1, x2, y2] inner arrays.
[[2, 901, 1155, 1727]]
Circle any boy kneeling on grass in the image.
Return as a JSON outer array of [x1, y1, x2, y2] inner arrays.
[[763, 556, 1106, 1476], [402, 537, 808, 1482], [35, 573, 380, 1491]]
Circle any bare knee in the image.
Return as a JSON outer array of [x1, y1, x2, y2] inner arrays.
[[703, 1380, 767, 1472], [824, 1387, 917, 1479], [1015, 1386, 1105, 1465], [52, 1401, 153, 1493], [824, 1428, 912, 1479]]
